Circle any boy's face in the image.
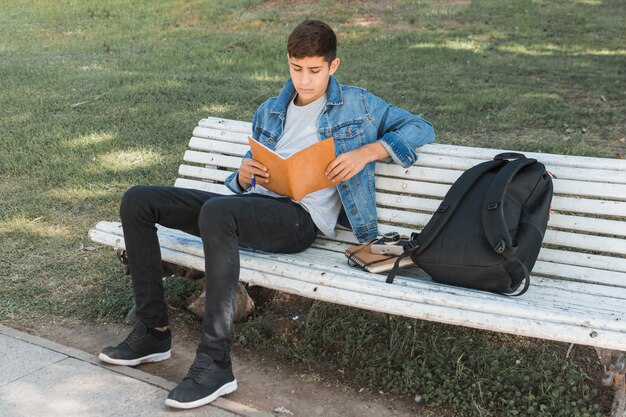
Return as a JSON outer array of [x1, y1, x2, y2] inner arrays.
[[288, 55, 340, 106]]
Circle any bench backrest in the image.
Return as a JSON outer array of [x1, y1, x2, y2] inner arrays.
[[175, 117, 626, 289]]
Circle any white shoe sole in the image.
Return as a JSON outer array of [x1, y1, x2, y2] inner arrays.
[[165, 380, 238, 409], [98, 350, 171, 366]]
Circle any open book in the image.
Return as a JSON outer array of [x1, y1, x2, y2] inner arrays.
[[247, 136, 336, 201]]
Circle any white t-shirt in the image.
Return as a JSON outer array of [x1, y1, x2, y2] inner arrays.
[[248, 94, 341, 237]]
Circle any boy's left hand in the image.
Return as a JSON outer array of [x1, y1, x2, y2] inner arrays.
[[326, 142, 389, 183]]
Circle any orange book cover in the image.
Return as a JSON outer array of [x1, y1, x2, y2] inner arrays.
[[247, 136, 336, 201]]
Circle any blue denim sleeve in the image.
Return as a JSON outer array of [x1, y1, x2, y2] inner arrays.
[[225, 149, 252, 194], [365, 92, 435, 168], [224, 108, 260, 193]]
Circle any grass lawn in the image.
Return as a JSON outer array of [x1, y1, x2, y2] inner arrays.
[[1, 1, 624, 416]]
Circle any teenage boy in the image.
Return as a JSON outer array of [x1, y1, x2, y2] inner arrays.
[[99, 19, 435, 409]]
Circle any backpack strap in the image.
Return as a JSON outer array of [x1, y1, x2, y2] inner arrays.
[[385, 158, 505, 284], [385, 240, 420, 284], [481, 156, 536, 255], [481, 155, 537, 295], [499, 246, 531, 296]]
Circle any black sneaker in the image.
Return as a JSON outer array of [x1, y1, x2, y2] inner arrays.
[[165, 351, 237, 409], [98, 322, 171, 366]]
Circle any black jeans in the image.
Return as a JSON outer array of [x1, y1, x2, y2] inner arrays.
[[119, 185, 318, 362]]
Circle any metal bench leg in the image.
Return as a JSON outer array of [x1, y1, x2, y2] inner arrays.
[[113, 248, 136, 324], [596, 348, 625, 417], [115, 249, 130, 275]]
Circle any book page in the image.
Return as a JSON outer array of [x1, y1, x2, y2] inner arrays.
[[248, 137, 337, 201]]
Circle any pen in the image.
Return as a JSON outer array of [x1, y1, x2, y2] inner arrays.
[[251, 174, 255, 190]]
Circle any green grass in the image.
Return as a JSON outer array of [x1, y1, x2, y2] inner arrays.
[[238, 301, 607, 417], [1, 0, 624, 416]]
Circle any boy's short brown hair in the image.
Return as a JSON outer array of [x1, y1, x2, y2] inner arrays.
[[287, 20, 337, 63]]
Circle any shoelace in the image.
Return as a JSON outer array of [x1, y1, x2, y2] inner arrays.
[[121, 327, 143, 347], [184, 355, 213, 381]]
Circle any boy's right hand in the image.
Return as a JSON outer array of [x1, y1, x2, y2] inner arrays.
[[237, 158, 270, 190]]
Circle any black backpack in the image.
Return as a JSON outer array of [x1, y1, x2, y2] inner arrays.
[[386, 153, 553, 295]]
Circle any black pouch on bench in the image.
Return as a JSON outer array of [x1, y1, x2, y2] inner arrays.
[[386, 153, 554, 296]]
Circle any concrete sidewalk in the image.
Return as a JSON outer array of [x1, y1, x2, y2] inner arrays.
[[0, 324, 272, 417]]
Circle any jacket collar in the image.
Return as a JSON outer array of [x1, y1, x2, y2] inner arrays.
[[271, 75, 343, 114]]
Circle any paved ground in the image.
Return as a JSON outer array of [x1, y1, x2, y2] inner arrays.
[[0, 324, 272, 417]]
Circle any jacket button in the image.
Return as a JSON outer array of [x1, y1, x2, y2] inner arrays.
[[341, 184, 347, 190], [359, 233, 367, 239], [351, 208, 358, 215]]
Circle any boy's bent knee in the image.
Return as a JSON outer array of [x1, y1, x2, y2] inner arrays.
[[198, 198, 237, 236], [119, 185, 156, 220]]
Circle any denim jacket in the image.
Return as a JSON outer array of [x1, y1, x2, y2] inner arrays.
[[225, 76, 435, 242]]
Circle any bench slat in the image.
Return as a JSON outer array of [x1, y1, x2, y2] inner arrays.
[[418, 142, 626, 171], [376, 163, 626, 201], [546, 213, 626, 237], [538, 248, 626, 273], [532, 260, 626, 287], [186, 136, 626, 200], [188, 137, 249, 156], [178, 165, 229, 183], [197, 117, 252, 134], [375, 192, 440, 212], [197, 117, 626, 172], [174, 178, 232, 195], [375, 207, 626, 238], [550, 196, 626, 217], [376, 204, 626, 237], [183, 150, 242, 169], [333, 222, 626, 258], [408, 154, 626, 184], [377, 174, 626, 217], [544, 229, 626, 255]]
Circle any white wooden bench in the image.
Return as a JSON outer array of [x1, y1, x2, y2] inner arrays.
[[89, 116, 626, 416]]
